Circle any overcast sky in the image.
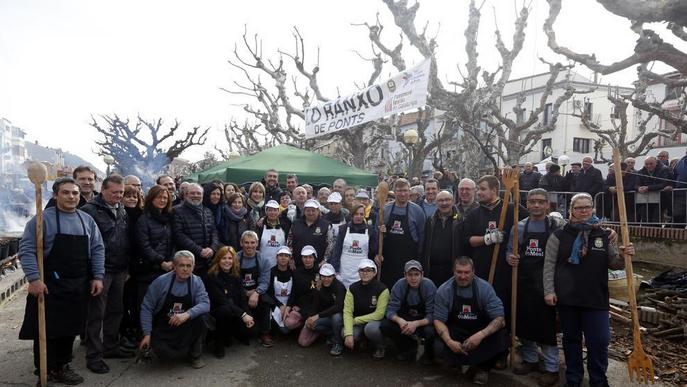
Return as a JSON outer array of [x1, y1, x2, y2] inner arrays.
[[1, 0, 683, 170]]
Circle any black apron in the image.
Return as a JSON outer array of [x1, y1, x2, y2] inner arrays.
[[240, 256, 260, 292], [427, 216, 455, 285], [20, 210, 91, 340], [398, 282, 425, 322], [151, 276, 203, 352], [445, 280, 507, 365], [382, 204, 418, 287], [516, 218, 557, 345]]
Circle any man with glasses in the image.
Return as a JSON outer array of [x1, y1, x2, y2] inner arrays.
[[506, 189, 564, 386], [456, 178, 479, 218]]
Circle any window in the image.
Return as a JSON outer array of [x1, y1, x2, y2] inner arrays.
[[573, 138, 591, 153], [515, 108, 525, 125], [543, 103, 552, 126], [657, 114, 686, 146], [541, 138, 552, 160], [610, 104, 620, 119], [584, 102, 593, 118]]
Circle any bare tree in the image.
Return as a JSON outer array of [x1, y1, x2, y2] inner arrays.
[[544, 0, 687, 135], [360, 0, 572, 175], [91, 114, 208, 184]]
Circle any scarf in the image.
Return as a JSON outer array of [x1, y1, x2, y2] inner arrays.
[[568, 214, 600, 264], [227, 206, 248, 222], [147, 208, 171, 224], [247, 198, 264, 223]]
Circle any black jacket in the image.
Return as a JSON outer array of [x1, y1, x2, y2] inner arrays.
[[81, 195, 130, 273], [134, 209, 174, 281], [288, 266, 318, 315], [539, 173, 566, 192], [519, 171, 542, 191], [172, 201, 220, 273], [575, 165, 604, 197], [636, 164, 671, 191], [206, 271, 249, 319]]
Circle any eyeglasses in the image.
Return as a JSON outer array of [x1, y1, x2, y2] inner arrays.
[[572, 205, 593, 211]]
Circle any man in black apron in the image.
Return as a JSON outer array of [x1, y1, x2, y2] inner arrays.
[[433, 257, 507, 386], [139, 250, 210, 369], [19, 177, 106, 385], [380, 260, 437, 365], [506, 189, 562, 387], [377, 178, 425, 287]]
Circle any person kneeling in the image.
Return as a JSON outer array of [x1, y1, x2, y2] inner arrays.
[[342, 259, 389, 360], [380, 260, 437, 365], [139, 250, 210, 369], [433, 257, 507, 385], [206, 246, 255, 358], [298, 263, 346, 356]]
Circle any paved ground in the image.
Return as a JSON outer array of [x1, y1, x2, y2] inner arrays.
[[0, 287, 664, 386]]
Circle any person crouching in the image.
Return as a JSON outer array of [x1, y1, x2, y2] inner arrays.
[[139, 250, 210, 369]]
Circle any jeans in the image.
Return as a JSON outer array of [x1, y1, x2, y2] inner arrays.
[[85, 271, 127, 364], [520, 339, 560, 372], [298, 313, 344, 347], [345, 320, 384, 349], [558, 305, 610, 386]]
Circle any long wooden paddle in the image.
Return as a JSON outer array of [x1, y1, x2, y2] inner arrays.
[[28, 162, 48, 387], [510, 174, 520, 368], [612, 150, 654, 384], [375, 182, 389, 280], [488, 167, 519, 284]]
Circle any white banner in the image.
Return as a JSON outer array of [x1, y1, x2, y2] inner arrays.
[[304, 59, 431, 139]]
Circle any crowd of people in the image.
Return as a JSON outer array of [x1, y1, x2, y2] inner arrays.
[[523, 152, 687, 225], [18, 163, 639, 386]]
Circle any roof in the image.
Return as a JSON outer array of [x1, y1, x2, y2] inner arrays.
[[184, 144, 378, 187]]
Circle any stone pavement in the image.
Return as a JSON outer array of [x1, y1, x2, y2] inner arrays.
[[0, 287, 664, 386]]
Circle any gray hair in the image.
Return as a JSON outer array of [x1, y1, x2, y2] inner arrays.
[[458, 178, 476, 189], [527, 188, 548, 199], [187, 183, 203, 193], [241, 230, 259, 242], [173, 250, 195, 265]]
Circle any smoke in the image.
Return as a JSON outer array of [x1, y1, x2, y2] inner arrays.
[[115, 154, 171, 190], [0, 179, 50, 235]]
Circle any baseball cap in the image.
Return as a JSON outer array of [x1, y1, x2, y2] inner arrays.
[[319, 263, 336, 276], [276, 246, 292, 256], [327, 192, 342, 203], [304, 199, 320, 209], [404, 260, 423, 273], [265, 200, 280, 209], [357, 259, 377, 272], [355, 190, 370, 199], [300, 245, 317, 257]]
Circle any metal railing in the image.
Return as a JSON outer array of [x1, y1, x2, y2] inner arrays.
[[497, 188, 687, 228]]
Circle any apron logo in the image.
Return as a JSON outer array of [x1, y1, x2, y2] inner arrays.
[[390, 220, 404, 234], [594, 237, 604, 248], [408, 308, 419, 317], [267, 234, 281, 247], [314, 227, 322, 235], [457, 304, 478, 320], [243, 273, 255, 287], [371, 296, 378, 306], [487, 221, 497, 231], [280, 286, 289, 296], [525, 238, 544, 257], [462, 305, 471, 314], [168, 302, 185, 317], [348, 239, 363, 254]]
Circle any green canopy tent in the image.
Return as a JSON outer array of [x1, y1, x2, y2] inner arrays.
[[183, 144, 378, 187]]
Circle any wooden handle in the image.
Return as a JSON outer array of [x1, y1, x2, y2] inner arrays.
[[611, 150, 641, 338], [29, 162, 48, 387], [488, 188, 510, 284], [510, 180, 519, 367], [375, 182, 389, 281]]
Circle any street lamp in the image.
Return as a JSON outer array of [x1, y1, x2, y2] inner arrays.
[[403, 129, 419, 177], [558, 154, 570, 174], [228, 150, 241, 160], [103, 155, 115, 176]]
